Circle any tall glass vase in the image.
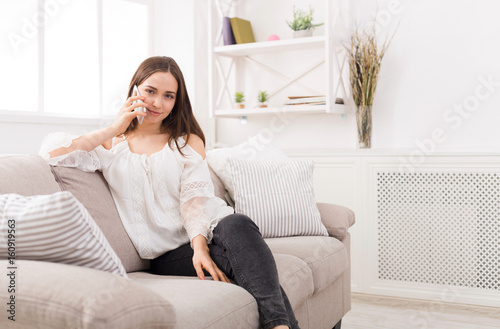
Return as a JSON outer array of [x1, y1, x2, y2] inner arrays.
[[355, 104, 372, 149]]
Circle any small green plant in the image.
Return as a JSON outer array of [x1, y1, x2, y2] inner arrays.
[[234, 91, 245, 104], [287, 6, 323, 31], [257, 91, 269, 104]]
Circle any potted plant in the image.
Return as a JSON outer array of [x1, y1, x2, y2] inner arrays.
[[287, 6, 323, 38], [346, 26, 391, 148], [257, 91, 269, 108], [234, 91, 245, 109]]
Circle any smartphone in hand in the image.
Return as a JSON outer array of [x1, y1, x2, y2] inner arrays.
[[132, 85, 146, 124]]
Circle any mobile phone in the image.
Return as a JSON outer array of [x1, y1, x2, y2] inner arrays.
[[132, 85, 146, 124]]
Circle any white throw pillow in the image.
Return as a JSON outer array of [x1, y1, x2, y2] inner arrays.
[[0, 191, 127, 277], [229, 158, 328, 238], [207, 135, 290, 200]]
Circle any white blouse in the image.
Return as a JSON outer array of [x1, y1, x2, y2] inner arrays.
[[39, 132, 234, 259]]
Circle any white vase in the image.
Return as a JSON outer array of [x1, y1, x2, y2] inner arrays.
[[293, 30, 313, 38]]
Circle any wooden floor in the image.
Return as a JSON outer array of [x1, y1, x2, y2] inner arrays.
[[342, 294, 500, 329]]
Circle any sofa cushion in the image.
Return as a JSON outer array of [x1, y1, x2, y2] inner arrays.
[[273, 253, 314, 309], [209, 165, 226, 200], [51, 166, 149, 273], [265, 236, 348, 293], [130, 252, 314, 323], [0, 260, 176, 329], [0, 191, 127, 277], [128, 273, 259, 329], [0, 154, 60, 196]]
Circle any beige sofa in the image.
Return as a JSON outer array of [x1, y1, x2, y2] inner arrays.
[[0, 154, 354, 329]]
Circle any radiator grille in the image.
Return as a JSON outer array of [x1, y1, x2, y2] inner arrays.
[[377, 172, 499, 290]]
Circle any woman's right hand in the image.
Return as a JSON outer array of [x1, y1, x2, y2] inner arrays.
[[111, 94, 148, 134], [47, 94, 148, 158]]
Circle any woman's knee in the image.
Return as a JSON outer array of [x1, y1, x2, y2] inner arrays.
[[217, 213, 260, 236]]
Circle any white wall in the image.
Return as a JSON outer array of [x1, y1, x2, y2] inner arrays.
[[369, 0, 500, 151], [198, 0, 500, 152]]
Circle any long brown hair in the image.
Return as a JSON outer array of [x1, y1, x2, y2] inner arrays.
[[123, 56, 205, 155]]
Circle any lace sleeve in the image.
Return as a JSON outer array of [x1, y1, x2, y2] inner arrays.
[[180, 154, 217, 242], [181, 196, 216, 243], [38, 132, 102, 172], [178, 141, 235, 244]]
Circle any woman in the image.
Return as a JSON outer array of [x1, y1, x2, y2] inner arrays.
[[42, 56, 299, 329]]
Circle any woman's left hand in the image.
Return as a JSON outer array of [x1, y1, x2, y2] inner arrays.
[[192, 235, 231, 283]]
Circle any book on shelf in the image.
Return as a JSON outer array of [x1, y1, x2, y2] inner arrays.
[[284, 95, 344, 105], [222, 17, 236, 45], [230, 17, 255, 44]]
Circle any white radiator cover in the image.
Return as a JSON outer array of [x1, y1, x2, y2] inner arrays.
[[377, 172, 499, 291]]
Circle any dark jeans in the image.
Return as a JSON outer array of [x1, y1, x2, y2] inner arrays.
[[151, 213, 300, 329]]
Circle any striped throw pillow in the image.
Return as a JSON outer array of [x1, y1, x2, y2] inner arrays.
[[229, 158, 328, 238], [0, 191, 127, 277]]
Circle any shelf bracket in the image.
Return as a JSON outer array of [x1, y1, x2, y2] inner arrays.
[[215, 58, 234, 108], [242, 56, 324, 97], [331, 48, 351, 112]]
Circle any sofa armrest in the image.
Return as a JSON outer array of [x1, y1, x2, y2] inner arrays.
[[0, 260, 175, 329], [317, 203, 355, 240]]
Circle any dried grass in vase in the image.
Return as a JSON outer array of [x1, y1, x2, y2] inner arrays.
[[347, 27, 391, 148]]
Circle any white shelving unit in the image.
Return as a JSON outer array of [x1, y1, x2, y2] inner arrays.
[[208, 0, 351, 120]]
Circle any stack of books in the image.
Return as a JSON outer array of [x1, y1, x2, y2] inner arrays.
[[223, 17, 255, 45], [284, 96, 344, 106]]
